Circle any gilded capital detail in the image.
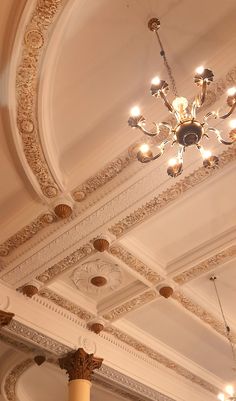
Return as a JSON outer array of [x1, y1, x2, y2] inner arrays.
[[59, 348, 103, 381], [0, 310, 14, 327]]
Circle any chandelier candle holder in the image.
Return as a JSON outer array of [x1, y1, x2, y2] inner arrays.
[[128, 18, 236, 177], [218, 385, 236, 401]]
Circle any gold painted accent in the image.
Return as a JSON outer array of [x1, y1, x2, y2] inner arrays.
[[4, 359, 34, 401], [90, 276, 107, 287], [22, 284, 38, 298], [93, 238, 110, 252], [109, 245, 162, 284], [59, 348, 103, 381], [172, 290, 236, 343], [173, 245, 236, 285], [102, 290, 157, 321], [36, 244, 94, 283], [159, 286, 173, 298], [0, 213, 56, 257], [16, 0, 64, 197], [109, 145, 236, 237], [39, 289, 93, 321], [0, 310, 14, 327], [88, 322, 104, 334], [54, 203, 73, 219]]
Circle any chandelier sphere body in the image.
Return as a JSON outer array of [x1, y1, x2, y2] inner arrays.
[[128, 18, 236, 177]]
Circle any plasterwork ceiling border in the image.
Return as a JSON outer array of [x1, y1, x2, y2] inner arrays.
[[172, 244, 236, 284], [172, 290, 236, 343], [15, 0, 68, 198], [37, 288, 219, 394], [4, 359, 34, 401]]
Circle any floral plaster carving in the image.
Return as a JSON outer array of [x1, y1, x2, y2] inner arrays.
[[72, 258, 122, 296], [4, 359, 34, 401], [0, 332, 42, 354], [0, 213, 56, 257], [59, 348, 103, 381], [109, 145, 236, 237], [39, 289, 93, 321], [173, 245, 236, 284], [36, 244, 94, 282], [102, 290, 157, 321], [172, 290, 236, 343], [109, 246, 162, 284], [15, 0, 67, 197]]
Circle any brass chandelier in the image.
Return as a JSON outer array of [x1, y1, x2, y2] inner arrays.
[[128, 18, 236, 177]]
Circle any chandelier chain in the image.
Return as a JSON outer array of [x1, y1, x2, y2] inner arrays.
[[154, 31, 179, 97], [211, 277, 236, 369]]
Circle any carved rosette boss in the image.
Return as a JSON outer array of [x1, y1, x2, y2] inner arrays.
[[59, 348, 103, 382]]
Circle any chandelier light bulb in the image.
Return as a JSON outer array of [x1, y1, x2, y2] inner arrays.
[[225, 385, 234, 396], [227, 87, 236, 97], [130, 106, 141, 117], [172, 96, 188, 113], [168, 158, 178, 166], [218, 394, 225, 401], [195, 65, 205, 75], [201, 149, 212, 159], [139, 143, 150, 154], [229, 119, 236, 129], [151, 76, 161, 85]]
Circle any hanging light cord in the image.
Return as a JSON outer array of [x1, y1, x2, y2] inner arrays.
[[154, 30, 179, 97], [211, 276, 236, 369]]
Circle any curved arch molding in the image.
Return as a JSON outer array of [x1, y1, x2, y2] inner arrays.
[[15, 0, 67, 198]]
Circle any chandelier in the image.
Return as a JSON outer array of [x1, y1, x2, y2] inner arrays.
[[128, 18, 236, 177], [210, 276, 236, 401]]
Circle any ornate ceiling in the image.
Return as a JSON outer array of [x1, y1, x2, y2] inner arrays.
[[0, 1, 236, 401]]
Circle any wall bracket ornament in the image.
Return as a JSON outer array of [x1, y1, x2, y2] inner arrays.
[[59, 348, 103, 381], [0, 310, 14, 327]]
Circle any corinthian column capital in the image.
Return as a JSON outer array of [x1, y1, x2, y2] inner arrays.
[[59, 348, 103, 381]]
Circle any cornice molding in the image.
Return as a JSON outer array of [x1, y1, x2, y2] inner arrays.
[[36, 288, 219, 394], [173, 244, 236, 285], [109, 145, 236, 237]]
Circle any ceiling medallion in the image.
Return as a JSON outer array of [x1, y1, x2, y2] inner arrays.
[[72, 258, 122, 296], [128, 18, 236, 177]]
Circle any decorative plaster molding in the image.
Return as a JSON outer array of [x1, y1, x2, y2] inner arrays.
[[5, 320, 70, 355], [73, 155, 132, 202], [109, 245, 162, 284], [36, 244, 94, 283], [104, 326, 219, 395], [173, 245, 236, 284], [172, 290, 236, 343], [96, 365, 176, 401], [39, 289, 94, 321], [0, 332, 41, 354], [102, 290, 157, 321], [0, 213, 56, 258], [109, 145, 236, 237], [0, 311, 14, 327], [15, 0, 66, 197], [36, 288, 219, 394], [72, 258, 122, 296], [4, 359, 34, 401]]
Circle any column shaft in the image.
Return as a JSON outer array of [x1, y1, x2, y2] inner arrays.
[[69, 379, 91, 401]]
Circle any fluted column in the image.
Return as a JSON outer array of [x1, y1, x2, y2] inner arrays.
[[59, 348, 103, 401]]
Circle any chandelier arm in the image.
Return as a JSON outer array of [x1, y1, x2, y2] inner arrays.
[[199, 80, 207, 106], [159, 91, 173, 112], [207, 127, 235, 145], [219, 102, 236, 119], [203, 111, 218, 122], [136, 123, 159, 137]]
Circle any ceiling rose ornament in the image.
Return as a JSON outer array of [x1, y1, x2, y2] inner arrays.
[[128, 18, 236, 177], [72, 258, 122, 296]]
